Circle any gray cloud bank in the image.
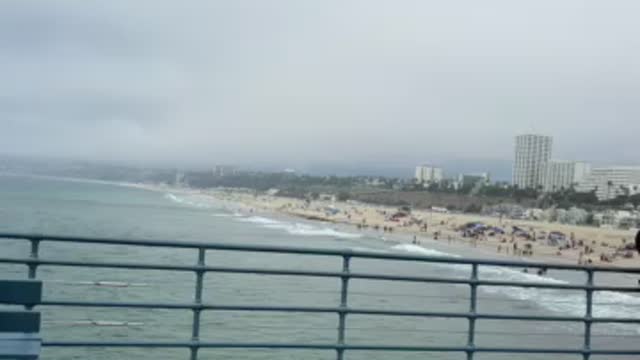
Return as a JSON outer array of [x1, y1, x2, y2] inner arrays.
[[1, 1, 639, 171]]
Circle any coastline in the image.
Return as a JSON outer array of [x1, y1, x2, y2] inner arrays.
[[7, 173, 637, 269], [154, 184, 638, 269]]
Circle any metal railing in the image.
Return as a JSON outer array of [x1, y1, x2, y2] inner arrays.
[[1, 232, 640, 360]]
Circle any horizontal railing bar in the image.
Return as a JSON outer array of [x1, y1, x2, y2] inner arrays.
[[0, 257, 345, 277], [43, 319, 639, 339], [41, 300, 195, 309], [39, 341, 640, 354], [36, 301, 640, 323], [40, 320, 640, 338], [0, 257, 198, 272], [343, 290, 640, 306], [2, 232, 639, 273], [473, 313, 640, 323], [124, 323, 636, 338], [41, 301, 346, 313], [4, 257, 640, 292], [347, 345, 640, 355], [353, 273, 640, 292], [43, 341, 196, 348], [473, 280, 640, 292], [475, 347, 640, 355]]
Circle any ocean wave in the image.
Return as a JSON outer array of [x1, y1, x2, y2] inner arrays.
[[477, 265, 640, 322], [351, 246, 390, 254], [164, 193, 211, 208], [236, 216, 282, 225], [391, 243, 461, 258], [481, 266, 640, 319], [390, 243, 640, 323], [236, 216, 362, 239], [285, 224, 362, 239]]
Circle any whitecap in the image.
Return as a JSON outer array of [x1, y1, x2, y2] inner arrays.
[[210, 213, 233, 217], [235, 216, 362, 239], [164, 193, 211, 208], [285, 223, 362, 239], [390, 243, 640, 325], [390, 243, 460, 258], [236, 216, 282, 225]]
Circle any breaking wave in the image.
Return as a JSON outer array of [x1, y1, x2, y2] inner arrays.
[[236, 216, 362, 239], [163, 193, 211, 208], [390, 243, 640, 323], [391, 243, 461, 258]]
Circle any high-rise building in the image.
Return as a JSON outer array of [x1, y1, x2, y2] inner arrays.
[[214, 165, 237, 177], [575, 166, 640, 200], [544, 161, 591, 192], [513, 134, 553, 189], [415, 165, 443, 184]]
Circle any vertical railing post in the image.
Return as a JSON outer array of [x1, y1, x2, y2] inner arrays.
[[467, 263, 479, 360], [190, 248, 206, 360], [336, 255, 351, 360], [25, 238, 41, 311], [583, 269, 594, 360], [28, 238, 40, 280]]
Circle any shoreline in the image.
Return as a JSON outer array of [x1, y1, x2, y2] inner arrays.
[[8, 173, 638, 269], [162, 185, 639, 269]]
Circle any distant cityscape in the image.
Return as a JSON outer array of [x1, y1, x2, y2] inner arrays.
[[415, 133, 640, 201], [2, 136, 640, 230]]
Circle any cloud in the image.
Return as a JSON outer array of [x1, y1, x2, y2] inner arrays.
[[1, 0, 639, 170]]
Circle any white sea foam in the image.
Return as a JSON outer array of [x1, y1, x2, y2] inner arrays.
[[285, 223, 362, 239], [391, 243, 461, 258], [164, 193, 182, 203], [236, 216, 362, 239], [351, 246, 390, 254], [236, 216, 282, 225], [164, 193, 211, 208], [390, 243, 640, 323]]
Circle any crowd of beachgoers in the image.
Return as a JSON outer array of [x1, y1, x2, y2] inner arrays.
[[181, 188, 639, 267]]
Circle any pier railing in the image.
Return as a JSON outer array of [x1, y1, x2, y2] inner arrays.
[[1, 233, 640, 360]]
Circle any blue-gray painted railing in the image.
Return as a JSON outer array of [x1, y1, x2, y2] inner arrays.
[[1, 233, 640, 359]]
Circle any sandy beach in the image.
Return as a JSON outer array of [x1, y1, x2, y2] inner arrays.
[[142, 185, 639, 269], [10, 174, 639, 268], [95, 177, 639, 268]]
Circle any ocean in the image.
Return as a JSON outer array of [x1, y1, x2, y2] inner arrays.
[[0, 175, 638, 360]]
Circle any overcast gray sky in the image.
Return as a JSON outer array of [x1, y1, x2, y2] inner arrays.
[[1, 1, 639, 171]]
